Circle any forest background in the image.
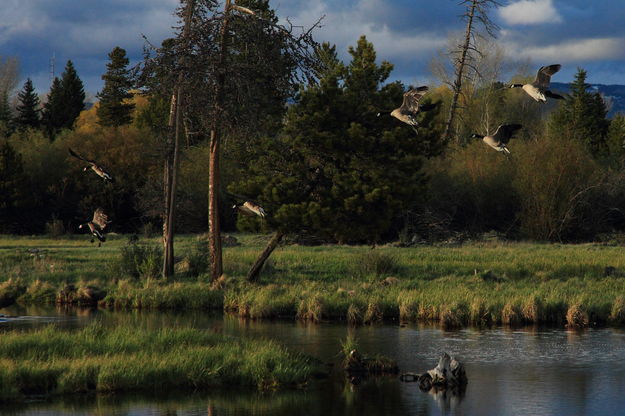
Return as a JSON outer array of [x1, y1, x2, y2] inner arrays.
[[1, 0, 625, 247]]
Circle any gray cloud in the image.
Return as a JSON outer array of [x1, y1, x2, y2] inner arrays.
[[2, 0, 625, 96]]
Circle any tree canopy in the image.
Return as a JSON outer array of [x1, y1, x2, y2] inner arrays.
[[97, 46, 135, 127], [548, 67, 609, 156], [59, 60, 86, 130], [232, 37, 443, 243], [14, 78, 40, 130]]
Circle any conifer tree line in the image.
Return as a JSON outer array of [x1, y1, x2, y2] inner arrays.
[[1, 0, 625, 259]]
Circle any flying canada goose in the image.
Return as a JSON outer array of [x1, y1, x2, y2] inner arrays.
[[233, 201, 266, 218], [378, 86, 435, 133], [509, 64, 564, 102], [471, 124, 523, 155], [78, 208, 111, 247], [68, 148, 114, 182]]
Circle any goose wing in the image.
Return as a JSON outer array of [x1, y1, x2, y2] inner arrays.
[[399, 86, 429, 114], [92, 208, 110, 231], [243, 201, 266, 218], [492, 124, 522, 144], [533, 64, 561, 88], [68, 148, 96, 165]]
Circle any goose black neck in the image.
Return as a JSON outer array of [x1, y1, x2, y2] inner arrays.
[[510, 84, 524, 88]]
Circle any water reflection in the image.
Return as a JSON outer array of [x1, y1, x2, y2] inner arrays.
[[1, 305, 625, 415]]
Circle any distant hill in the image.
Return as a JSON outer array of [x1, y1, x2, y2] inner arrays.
[[551, 82, 625, 117]]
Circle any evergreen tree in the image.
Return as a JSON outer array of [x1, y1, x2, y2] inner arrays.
[[97, 46, 135, 127], [606, 114, 625, 158], [232, 37, 442, 243], [41, 77, 65, 139], [14, 78, 40, 130], [59, 60, 86, 129], [548, 68, 609, 156]]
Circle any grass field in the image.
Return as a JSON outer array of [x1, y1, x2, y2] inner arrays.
[[2, 233, 625, 327], [0, 321, 315, 402]]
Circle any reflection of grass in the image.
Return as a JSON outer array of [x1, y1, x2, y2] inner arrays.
[[3, 235, 625, 327], [3, 388, 314, 416], [0, 322, 315, 402]]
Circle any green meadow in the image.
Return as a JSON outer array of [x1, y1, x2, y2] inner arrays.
[[2, 234, 625, 327]]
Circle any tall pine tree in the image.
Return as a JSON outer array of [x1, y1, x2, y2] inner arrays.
[[59, 60, 86, 130], [97, 46, 135, 127], [14, 78, 40, 130], [232, 37, 442, 244], [41, 77, 65, 139], [548, 68, 609, 156]]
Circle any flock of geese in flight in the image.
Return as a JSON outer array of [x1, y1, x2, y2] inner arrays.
[[67, 64, 563, 244], [67, 147, 266, 246], [388, 63, 563, 155]]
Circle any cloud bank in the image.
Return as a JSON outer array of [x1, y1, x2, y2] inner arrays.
[[499, 0, 562, 25]]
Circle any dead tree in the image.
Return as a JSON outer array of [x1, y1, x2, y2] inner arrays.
[[162, 0, 196, 278], [246, 231, 284, 282], [139, 1, 320, 282], [442, 0, 500, 144], [202, 2, 320, 282]]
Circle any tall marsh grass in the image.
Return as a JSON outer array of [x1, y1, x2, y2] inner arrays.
[[0, 322, 315, 402], [351, 250, 399, 278]]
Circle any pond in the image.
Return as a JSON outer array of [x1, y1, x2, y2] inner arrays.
[[1, 305, 625, 416]]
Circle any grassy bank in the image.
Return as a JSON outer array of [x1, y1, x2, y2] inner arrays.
[[2, 234, 625, 327], [0, 322, 315, 402]]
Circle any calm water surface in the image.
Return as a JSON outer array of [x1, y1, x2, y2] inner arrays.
[[1, 305, 624, 416]]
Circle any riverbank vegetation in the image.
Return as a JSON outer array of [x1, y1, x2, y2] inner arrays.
[[2, 234, 625, 328], [0, 321, 315, 402]]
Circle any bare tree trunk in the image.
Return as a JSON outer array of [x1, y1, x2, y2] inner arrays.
[[209, 129, 223, 280], [208, 0, 233, 281], [442, 0, 477, 144], [247, 231, 284, 282], [162, 0, 195, 278], [162, 93, 176, 277]]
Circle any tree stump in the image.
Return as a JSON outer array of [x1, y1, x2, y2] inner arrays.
[[401, 352, 467, 392], [427, 352, 467, 387]]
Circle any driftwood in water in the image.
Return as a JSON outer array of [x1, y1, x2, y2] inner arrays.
[[400, 352, 467, 391]]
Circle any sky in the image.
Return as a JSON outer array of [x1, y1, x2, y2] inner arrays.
[[1, 0, 624, 98]]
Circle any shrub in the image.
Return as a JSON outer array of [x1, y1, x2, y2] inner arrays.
[[183, 238, 211, 277], [351, 251, 398, 278], [116, 241, 163, 280], [424, 141, 517, 236], [513, 135, 599, 241]]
